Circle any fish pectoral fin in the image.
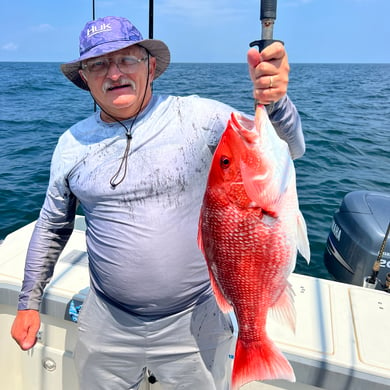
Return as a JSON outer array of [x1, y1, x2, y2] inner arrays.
[[240, 162, 283, 216], [269, 282, 296, 333], [297, 211, 310, 264]]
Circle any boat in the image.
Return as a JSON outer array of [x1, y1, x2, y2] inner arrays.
[[1, 214, 389, 390], [2, 1, 389, 388], [324, 190, 390, 291]]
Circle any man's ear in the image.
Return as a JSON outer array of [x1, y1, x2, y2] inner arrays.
[[148, 56, 157, 80], [79, 69, 88, 85]]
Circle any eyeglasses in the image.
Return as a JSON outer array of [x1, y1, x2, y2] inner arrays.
[[82, 55, 148, 76]]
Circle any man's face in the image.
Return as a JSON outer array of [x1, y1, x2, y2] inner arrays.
[[79, 45, 156, 121]]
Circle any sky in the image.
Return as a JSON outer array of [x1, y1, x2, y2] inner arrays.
[[1, 0, 390, 63]]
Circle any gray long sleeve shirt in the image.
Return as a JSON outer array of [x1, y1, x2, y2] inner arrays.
[[18, 94, 304, 318]]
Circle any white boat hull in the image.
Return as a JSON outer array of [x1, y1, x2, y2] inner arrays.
[[1, 217, 389, 389]]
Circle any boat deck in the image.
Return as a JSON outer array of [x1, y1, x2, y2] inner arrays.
[[1, 216, 389, 390]]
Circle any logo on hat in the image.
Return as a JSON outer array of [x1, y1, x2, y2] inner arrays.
[[87, 23, 112, 38]]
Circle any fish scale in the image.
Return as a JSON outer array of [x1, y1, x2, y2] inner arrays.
[[198, 106, 310, 389]]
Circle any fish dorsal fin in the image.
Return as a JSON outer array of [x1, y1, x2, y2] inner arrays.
[[269, 281, 296, 333], [297, 210, 311, 264], [239, 106, 293, 216]]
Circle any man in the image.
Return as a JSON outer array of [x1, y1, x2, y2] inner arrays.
[[11, 16, 305, 390]]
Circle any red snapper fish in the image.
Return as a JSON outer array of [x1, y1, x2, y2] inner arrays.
[[198, 105, 310, 389]]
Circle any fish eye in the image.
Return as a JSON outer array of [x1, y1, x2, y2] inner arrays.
[[220, 156, 231, 169]]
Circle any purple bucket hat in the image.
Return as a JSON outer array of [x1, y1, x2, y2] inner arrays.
[[61, 16, 170, 90]]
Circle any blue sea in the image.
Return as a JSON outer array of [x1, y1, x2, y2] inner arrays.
[[1, 62, 389, 280]]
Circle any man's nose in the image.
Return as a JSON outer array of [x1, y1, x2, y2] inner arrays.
[[106, 61, 123, 79]]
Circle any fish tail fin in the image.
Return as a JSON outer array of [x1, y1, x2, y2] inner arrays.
[[297, 210, 310, 264], [270, 282, 296, 333], [231, 336, 295, 390]]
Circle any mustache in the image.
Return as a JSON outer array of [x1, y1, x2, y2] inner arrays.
[[102, 78, 136, 93]]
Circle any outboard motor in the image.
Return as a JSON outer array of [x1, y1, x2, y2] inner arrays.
[[324, 190, 390, 291]]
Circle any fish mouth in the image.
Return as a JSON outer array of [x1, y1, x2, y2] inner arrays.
[[231, 113, 258, 145]]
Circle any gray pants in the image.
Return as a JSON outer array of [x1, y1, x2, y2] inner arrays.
[[74, 290, 234, 389]]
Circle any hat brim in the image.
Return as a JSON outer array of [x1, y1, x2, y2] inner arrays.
[[60, 39, 170, 90]]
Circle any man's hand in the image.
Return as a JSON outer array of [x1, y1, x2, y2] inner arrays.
[[11, 309, 41, 351], [247, 42, 290, 105]]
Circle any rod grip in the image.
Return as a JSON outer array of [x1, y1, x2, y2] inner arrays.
[[249, 39, 283, 52], [261, 0, 278, 20]]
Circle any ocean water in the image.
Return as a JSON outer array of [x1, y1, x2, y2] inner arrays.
[[1, 62, 389, 280]]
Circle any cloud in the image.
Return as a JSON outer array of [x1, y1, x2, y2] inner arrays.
[[284, 0, 313, 6], [159, 0, 251, 19], [2, 42, 18, 51], [97, 1, 116, 8], [31, 24, 55, 32]]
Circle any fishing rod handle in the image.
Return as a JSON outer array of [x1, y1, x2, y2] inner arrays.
[[261, 0, 278, 20], [251, 1, 282, 51], [249, 39, 284, 52]]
